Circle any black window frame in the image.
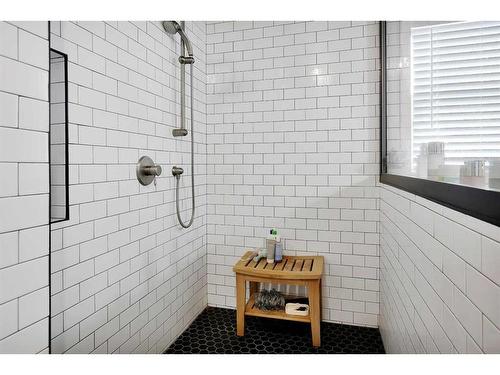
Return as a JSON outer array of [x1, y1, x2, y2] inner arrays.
[[49, 47, 70, 224], [379, 21, 500, 227]]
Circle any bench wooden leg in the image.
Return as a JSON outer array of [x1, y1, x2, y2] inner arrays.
[[236, 274, 246, 336], [319, 279, 322, 321], [309, 279, 321, 347]]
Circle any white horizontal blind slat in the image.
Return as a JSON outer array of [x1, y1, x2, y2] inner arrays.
[[411, 21, 500, 164]]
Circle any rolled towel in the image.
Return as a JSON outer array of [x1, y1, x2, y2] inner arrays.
[[285, 303, 309, 316], [254, 289, 285, 311]]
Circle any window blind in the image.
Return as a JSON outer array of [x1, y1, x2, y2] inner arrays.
[[411, 21, 500, 164]]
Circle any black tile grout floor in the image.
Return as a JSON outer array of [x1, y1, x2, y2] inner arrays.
[[165, 306, 385, 354]]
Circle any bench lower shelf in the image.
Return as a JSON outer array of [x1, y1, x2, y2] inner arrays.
[[244, 293, 310, 323]]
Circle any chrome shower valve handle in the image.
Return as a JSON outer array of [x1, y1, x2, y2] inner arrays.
[[144, 164, 162, 176], [146, 165, 161, 187]]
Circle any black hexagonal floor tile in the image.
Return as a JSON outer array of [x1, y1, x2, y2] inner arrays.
[[164, 307, 385, 354]]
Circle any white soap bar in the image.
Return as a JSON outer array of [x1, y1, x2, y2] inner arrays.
[[285, 303, 309, 316]]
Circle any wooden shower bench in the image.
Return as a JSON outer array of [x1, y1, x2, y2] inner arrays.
[[233, 251, 324, 347]]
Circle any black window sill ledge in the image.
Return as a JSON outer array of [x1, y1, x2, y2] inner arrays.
[[380, 173, 500, 228]]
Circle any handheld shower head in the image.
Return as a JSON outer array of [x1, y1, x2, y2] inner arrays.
[[162, 20, 180, 34], [162, 20, 194, 57]]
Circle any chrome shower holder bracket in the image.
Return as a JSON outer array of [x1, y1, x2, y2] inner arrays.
[[179, 56, 195, 64], [172, 166, 184, 179]]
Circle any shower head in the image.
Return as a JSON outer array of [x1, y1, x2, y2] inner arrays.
[[162, 20, 194, 57], [162, 21, 180, 35]]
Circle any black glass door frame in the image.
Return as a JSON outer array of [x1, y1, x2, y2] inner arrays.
[[379, 21, 500, 227]]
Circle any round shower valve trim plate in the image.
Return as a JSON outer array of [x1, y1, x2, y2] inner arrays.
[[136, 156, 162, 186]]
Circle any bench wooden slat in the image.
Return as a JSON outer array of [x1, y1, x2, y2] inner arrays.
[[303, 259, 313, 272], [283, 258, 295, 272], [247, 259, 258, 268], [263, 261, 274, 270], [243, 257, 254, 267], [292, 259, 304, 272], [256, 258, 267, 270], [233, 251, 323, 280], [276, 260, 287, 271], [311, 256, 324, 276]]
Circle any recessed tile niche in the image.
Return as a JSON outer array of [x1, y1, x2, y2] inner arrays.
[[49, 48, 68, 223]]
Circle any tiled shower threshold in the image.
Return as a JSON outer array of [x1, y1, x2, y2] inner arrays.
[[165, 307, 385, 354]]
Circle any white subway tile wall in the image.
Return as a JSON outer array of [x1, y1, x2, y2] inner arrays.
[[2, 19, 500, 355], [205, 21, 381, 327], [379, 185, 500, 353], [0, 21, 50, 353], [49, 21, 208, 353]]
